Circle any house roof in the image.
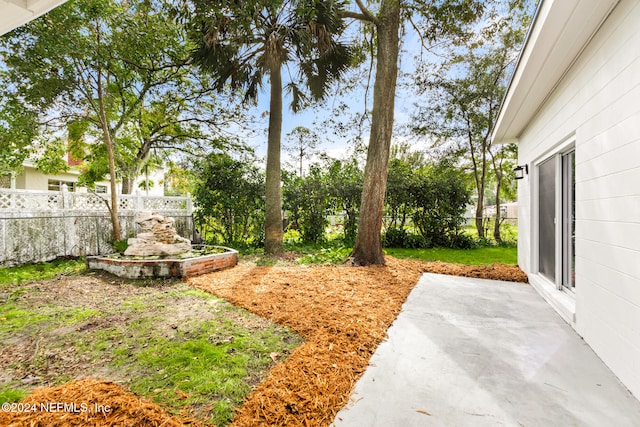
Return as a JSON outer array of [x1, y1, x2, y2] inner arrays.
[[491, 0, 619, 143], [0, 0, 68, 36]]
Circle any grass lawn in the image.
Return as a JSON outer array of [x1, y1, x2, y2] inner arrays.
[[384, 245, 518, 265], [0, 265, 302, 426], [0, 244, 519, 425], [0, 258, 85, 287]]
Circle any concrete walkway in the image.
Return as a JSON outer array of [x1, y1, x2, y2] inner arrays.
[[332, 273, 640, 426]]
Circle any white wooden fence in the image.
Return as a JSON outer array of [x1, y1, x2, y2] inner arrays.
[[0, 189, 193, 267]]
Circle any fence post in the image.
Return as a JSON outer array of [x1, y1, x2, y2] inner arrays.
[[136, 190, 144, 211], [61, 184, 73, 209], [61, 185, 69, 255], [95, 215, 101, 255], [186, 193, 193, 216]]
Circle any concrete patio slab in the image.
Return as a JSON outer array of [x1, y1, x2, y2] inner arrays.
[[332, 273, 640, 426]]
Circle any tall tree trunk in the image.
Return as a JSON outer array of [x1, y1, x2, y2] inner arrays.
[[96, 68, 122, 242], [350, 0, 400, 266], [264, 64, 284, 255], [121, 175, 134, 195], [493, 176, 503, 244], [475, 191, 484, 240], [472, 147, 488, 239], [491, 147, 505, 244]]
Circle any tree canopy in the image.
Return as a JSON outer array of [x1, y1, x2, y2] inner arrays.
[[0, 0, 241, 239], [186, 0, 353, 255], [0, 0, 536, 255], [342, 0, 485, 265], [412, 0, 532, 242]]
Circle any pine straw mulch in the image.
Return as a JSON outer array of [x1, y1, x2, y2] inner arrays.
[[1, 257, 527, 427], [0, 378, 202, 427], [188, 257, 528, 426]]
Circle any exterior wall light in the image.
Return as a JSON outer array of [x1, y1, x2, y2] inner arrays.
[[514, 164, 528, 180]]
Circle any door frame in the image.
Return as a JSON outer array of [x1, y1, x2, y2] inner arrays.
[[531, 134, 576, 293]]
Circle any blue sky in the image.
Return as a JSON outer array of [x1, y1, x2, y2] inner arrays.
[[240, 0, 537, 172], [242, 24, 430, 170]]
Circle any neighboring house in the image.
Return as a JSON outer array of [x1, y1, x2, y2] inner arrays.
[[0, 153, 166, 196], [493, 0, 640, 399], [2, 0, 161, 198], [11, 154, 87, 192]]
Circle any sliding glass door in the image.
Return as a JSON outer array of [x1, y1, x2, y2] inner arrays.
[[537, 150, 576, 290], [562, 151, 575, 290], [538, 158, 556, 281]]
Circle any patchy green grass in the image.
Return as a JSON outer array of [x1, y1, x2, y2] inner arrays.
[[0, 273, 302, 427], [239, 234, 518, 267], [127, 321, 297, 425], [0, 385, 28, 404], [239, 236, 353, 266], [0, 303, 98, 340], [0, 258, 85, 287], [284, 233, 351, 265], [72, 288, 301, 425], [461, 222, 519, 245], [384, 245, 518, 265], [296, 246, 351, 265]]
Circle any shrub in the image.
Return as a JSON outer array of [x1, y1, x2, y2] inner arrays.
[[193, 152, 264, 246], [411, 161, 471, 247], [112, 239, 128, 254], [406, 233, 430, 249], [383, 228, 429, 249], [447, 233, 477, 249], [383, 227, 408, 248], [283, 167, 329, 244]]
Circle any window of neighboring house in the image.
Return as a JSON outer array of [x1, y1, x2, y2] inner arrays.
[[95, 185, 107, 193], [0, 175, 11, 189], [48, 180, 76, 192]]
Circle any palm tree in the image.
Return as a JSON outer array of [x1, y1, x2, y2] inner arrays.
[[188, 0, 352, 255]]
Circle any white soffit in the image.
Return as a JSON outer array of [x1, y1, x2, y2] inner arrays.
[[0, 0, 69, 36], [492, 0, 619, 143]]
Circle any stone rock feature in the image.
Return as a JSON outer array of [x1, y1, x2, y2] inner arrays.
[[124, 211, 191, 257]]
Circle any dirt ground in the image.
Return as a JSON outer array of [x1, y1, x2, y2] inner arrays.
[[1, 257, 526, 426], [0, 273, 195, 388]]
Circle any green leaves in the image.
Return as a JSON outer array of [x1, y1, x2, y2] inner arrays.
[[282, 158, 363, 244], [0, 0, 237, 194], [407, 0, 485, 43], [410, 161, 471, 247], [409, 0, 534, 242], [35, 138, 70, 175], [193, 151, 265, 245], [385, 155, 471, 248], [0, 99, 39, 174], [188, 0, 354, 109]]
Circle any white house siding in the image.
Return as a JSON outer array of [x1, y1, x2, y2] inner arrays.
[[516, 0, 640, 397], [17, 166, 80, 191], [13, 165, 166, 196]]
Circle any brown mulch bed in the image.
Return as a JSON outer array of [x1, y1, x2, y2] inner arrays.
[[0, 378, 201, 426], [1, 257, 526, 426], [189, 257, 527, 426]]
